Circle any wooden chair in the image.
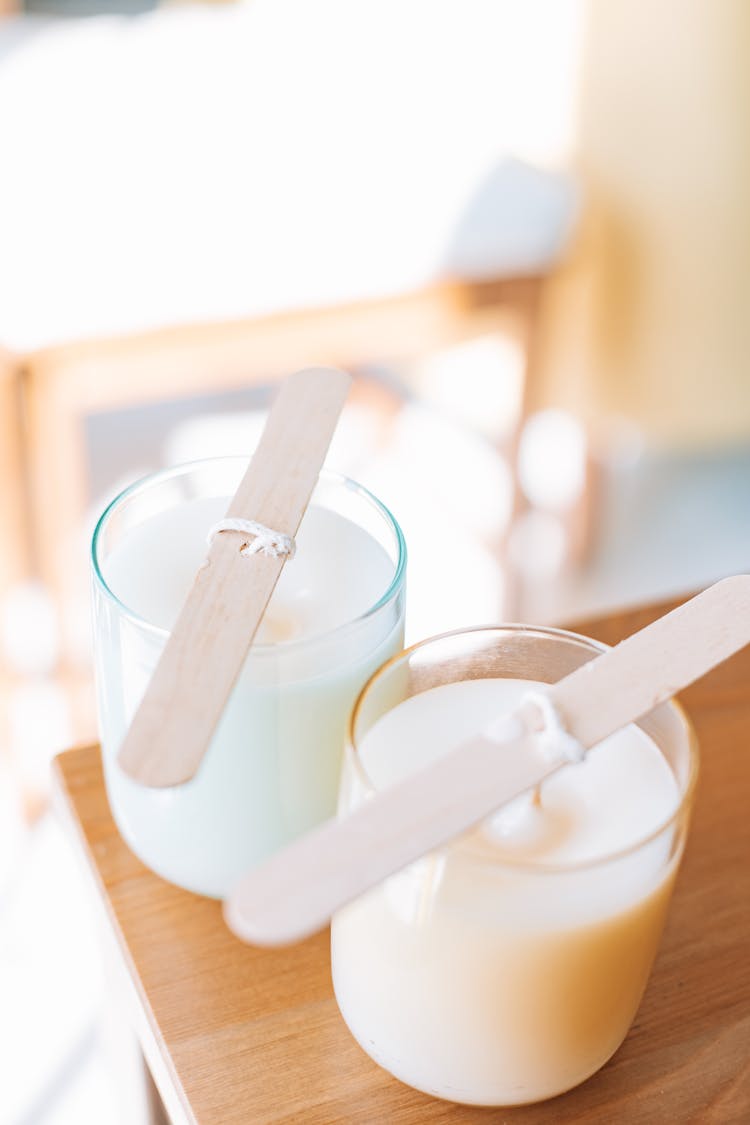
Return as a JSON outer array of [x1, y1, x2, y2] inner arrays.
[[21, 275, 544, 688]]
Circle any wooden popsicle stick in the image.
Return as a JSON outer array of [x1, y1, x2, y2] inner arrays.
[[117, 367, 351, 788], [224, 575, 750, 946], [546, 574, 750, 748]]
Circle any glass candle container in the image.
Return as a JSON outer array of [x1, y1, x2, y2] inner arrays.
[[92, 458, 406, 898], [331, 626, 698, 1106]]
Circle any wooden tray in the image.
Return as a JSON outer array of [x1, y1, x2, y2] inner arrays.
[[53, 599, 750, 1123]]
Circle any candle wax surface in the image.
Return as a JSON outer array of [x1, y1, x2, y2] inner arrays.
[[104, 496, 394, 643], [355, 678, 680, 864], [96, 492, 404, 898], [332, 675, 688, 1106]]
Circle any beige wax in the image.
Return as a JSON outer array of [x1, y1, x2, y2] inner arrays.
[[331, 678, 683, 1106]]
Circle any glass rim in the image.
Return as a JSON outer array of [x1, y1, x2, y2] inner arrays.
[[91, 455, 407, 652], [348, 623, 700, 875]]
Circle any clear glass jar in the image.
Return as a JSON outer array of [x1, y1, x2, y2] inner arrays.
[[331, 625, 698, 1106], [92, 457, 406, 897]]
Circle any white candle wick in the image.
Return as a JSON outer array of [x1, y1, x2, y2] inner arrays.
[[207, 518, 297, 559]]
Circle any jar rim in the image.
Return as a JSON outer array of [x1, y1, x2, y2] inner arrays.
[[91, 456, 407, 654], [348, 623, 699, 875]]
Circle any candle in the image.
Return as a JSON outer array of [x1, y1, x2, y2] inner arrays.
[[331, 628, 697, 1106], [92, 460, 406, 898]]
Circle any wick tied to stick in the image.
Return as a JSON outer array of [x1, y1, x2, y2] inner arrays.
[[207, 518, 297, 559]]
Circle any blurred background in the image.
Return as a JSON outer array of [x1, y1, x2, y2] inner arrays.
[[0, 0, 749, 1121]]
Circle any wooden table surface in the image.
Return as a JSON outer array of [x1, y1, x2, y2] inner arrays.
[[53, 598, 750, 1124]]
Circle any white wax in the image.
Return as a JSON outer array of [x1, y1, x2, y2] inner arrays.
[[105, 499, 390, 644], [332, 677, 685, 1106], [95, 497, 404, 898], [356, 678, 678, 865]]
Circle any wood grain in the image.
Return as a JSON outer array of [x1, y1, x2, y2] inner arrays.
[[117, 367, 350, 787], [53, 596, 750, 1124]]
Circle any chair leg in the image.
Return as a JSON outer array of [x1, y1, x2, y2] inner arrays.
[[144, 1064, 171, 1125], [20, 279, 550, 663], [0, 356, 32, 663], [496, 277, 544, 621], [495, 277, 599, 623], [21, 358, 90, 672]]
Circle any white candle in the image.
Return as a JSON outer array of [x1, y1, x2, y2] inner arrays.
[[332, 675, 690, 1106], [93, 468, 405, 898]]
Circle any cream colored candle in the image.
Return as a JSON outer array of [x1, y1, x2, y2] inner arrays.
[[92, 461, 405, 898], [332, 674, 692, 1106]]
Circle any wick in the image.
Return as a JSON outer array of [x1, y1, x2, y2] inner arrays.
[[531, 784, 543, 809], [520, 690, 587, 765], [206, 518, 297, 559]]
